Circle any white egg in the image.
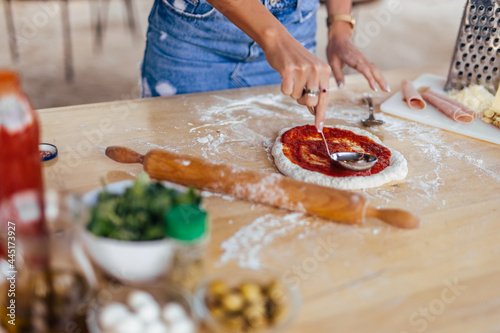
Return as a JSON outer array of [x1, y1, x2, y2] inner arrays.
[[137, 302, 161, 323], [99, 302, 131, 330], [161, 303, 187, 323], [114, 316, 145, 333], [169, 319, 195, 333], [145, 321, 169, 333], [128, 290, 158, 311]]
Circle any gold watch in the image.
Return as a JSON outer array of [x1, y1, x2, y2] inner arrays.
[[326, 14, 356, 29]]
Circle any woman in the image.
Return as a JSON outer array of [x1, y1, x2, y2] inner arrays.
[[141, 0, 389, 131]]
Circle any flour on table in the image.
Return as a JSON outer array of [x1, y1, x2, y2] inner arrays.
[[271, 125, 408, 190], [123, 91, 498, 213], [218, 212, 308, 269]]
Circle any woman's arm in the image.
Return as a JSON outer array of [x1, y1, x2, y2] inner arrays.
[[325, 0, 389, 92], [206, 0, 331, 131]]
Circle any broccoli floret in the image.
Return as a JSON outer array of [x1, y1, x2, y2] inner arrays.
[[87, 173, 202, 241]]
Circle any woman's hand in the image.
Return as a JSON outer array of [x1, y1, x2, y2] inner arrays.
[[326, 22, 390, 92], [201, 0, 388, 131], [262, 31, 331, 131], [205, 0, 332, 131]]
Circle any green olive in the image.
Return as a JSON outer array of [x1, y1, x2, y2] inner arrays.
[[208, 280, 229, 297], [221, 292, 245, 312], [240, 282, 263, 303], [268, 299, 287, 324], [206, 277, 290, 332], [266, 280, 286, 305], [208, 305, 226, 319], [244, 303, 267, 328], [222, 317, 246, 331]]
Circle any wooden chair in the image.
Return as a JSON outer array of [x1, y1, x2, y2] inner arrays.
[[3, 0, 74, 82], [90, 0, 139, 52], [2, 0, 139, 82]]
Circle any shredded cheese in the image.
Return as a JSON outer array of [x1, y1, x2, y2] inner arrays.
[[447, 85, 494, 115]]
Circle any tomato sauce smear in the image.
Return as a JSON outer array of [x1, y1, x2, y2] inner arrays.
[[40, 150, 53, 159], [281, 125, 391, 177]]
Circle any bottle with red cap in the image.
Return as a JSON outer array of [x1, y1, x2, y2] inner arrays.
[[0, 70, 47, 251], [0, 70, 50, 332], [0, 71, 92, 333]]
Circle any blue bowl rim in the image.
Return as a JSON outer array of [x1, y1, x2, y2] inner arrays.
[[40, 143, 58, 161]]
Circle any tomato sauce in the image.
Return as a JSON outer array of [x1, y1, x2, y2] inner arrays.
[[281, 125, 391, 177], [40, 150, 53, 159]]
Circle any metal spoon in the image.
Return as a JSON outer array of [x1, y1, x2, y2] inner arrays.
[[330, 151, 378, 171], [319, 130, 377, 171], [361, 93, 384, 127]]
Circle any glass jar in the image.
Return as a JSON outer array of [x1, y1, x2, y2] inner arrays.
[[0, 190, 97, 333], [164, 204, 209, 292]]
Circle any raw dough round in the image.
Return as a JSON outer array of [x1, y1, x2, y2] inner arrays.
[[271, 125, 408, 190]]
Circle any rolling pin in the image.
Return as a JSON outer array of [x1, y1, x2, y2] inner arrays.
[[105, 146, 420, 229]]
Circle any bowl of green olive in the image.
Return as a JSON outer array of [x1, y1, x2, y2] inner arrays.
[[193, 267, 301, 333]]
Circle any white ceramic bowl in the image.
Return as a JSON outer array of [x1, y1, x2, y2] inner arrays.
[[80, 230, 173, 282], [80, 180, 180, 283]]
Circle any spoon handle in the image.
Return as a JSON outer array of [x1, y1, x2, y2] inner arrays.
[[319, 130, 332, 158], [363, 93, 375, 119]]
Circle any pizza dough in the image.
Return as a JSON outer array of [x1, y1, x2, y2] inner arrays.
[[271, 125, 408, 190]]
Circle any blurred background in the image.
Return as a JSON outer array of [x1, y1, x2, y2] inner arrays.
[[0, 0, 464, 109]]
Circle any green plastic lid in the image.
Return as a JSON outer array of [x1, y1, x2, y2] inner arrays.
[[164, 204, 207, 241]]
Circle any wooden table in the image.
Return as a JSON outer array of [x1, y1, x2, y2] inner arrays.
[[39, 65, 500, 333]]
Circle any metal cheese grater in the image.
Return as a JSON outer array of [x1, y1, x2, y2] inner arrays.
[[444, 0, 500, 94]]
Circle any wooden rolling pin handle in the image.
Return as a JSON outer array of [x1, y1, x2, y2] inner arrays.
[[106, 146, 144, 164], [366, 206, 420, 229]]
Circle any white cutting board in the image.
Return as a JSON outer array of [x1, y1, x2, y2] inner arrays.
[[380, 73, 500, 145]]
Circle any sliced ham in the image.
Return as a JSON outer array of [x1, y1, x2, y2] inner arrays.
[[401, 79, 426, 110], [420, 90, 476, 124], [422, 89, 477, 120]]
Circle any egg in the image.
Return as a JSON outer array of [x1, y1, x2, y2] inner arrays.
[[137, 302, 161, 323], [161, 303, 187, 323], [128, 290, 158, 312], [145, 321, 170, 333], [99, 302, 131, 330], [169, 319, 195, 333], [114, 316, 145, 333]]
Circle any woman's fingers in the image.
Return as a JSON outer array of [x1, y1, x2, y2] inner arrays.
[[264, 34, 331, 128], [296, 89, 320, 115], [295, 79, 330, 131], [278, 55, 331, 130], [351, 58, 378, 91], [280, 70, 294, 96], [327, 34, 390, 93], [330, 57, 345, 89], [314, 91, 328, 131], [315, 72, 330, 131], [371, 63, 390, 92], [338, 52, 390, 93]]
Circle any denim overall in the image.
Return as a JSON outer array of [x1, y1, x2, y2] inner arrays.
[[141, 0, 319, 97]]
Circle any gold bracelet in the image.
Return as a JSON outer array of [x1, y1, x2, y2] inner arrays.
[[326, 14, 356, 29]]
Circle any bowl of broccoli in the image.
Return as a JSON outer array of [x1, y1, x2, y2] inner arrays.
[[80, 173, 203, 282]]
